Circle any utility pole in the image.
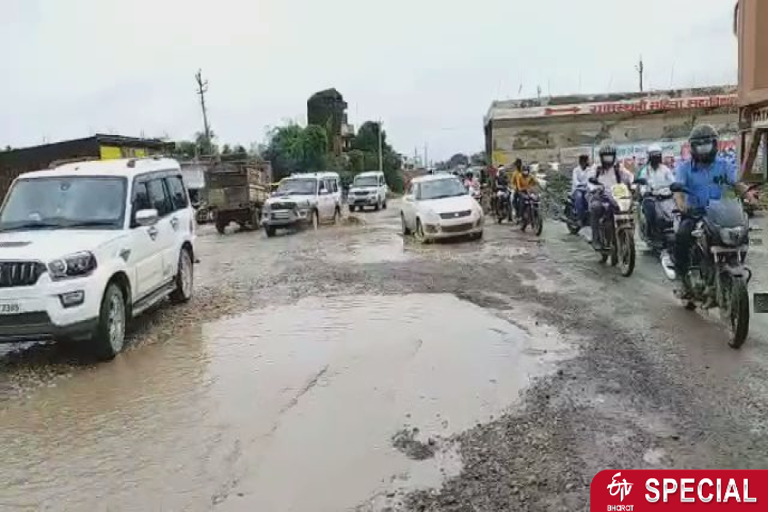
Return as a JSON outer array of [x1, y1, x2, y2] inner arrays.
[[378, 120, 383, 172], [195, 69, 211, 150], [636, 56, 645, 92], [424, 143, 429, 168]]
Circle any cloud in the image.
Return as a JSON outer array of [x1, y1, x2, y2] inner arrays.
[[0, 0, 737, 159]]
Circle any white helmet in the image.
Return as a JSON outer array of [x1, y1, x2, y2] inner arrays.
[[647, 143, 663, 156]]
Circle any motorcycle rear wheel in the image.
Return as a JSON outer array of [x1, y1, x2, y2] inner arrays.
[[728, 276, 750, 349]]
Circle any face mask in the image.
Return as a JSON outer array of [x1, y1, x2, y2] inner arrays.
[[600, 155, 615, 167]]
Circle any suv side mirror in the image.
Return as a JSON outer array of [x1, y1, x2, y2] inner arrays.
[[135, 208, 159, 227]]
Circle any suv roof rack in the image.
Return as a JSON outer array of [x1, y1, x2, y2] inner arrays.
[[48, 156, 100, 169]]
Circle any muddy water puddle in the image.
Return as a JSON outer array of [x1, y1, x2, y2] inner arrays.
[[0, 294, 569, 512]]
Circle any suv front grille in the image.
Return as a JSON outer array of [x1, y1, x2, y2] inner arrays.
[[271, 202, 296, 211], [0, 261, 46, 288], [440, 210, 471, 220]]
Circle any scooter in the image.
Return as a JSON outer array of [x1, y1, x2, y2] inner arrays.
[[634, 178, 676, 254]]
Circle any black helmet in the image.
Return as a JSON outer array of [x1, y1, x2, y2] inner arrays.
[[598, 142, 617, 168], [689, 124, 719, 165]]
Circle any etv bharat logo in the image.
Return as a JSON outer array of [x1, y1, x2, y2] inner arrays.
[[607, 472, 634, 502]]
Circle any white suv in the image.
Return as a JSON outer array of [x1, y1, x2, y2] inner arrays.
[[0, 157, 196, 360], [262, 172, 341, 236], [348, 171, 388, 212]]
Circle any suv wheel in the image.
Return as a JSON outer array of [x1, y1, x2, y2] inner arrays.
[[170, 248, 194, 304], [265, 225, 276, 237], [383, 198, 388, 209], [333, 206, 340, 224], [374, 198, 381, 211], [92, 283, 126, 360]]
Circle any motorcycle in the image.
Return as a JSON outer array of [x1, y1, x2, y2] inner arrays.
[[666, 181, 752, 348], [466, 182, 483, 203], [634, 178, 676, 254], [519, 190, 543, 235], [588, 177, 636, 277], [562, 185, 589, 235], [495, 186, 512, 224]]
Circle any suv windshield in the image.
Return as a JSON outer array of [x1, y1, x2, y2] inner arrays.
[[354, 176, 379, 187], [0, 177, 127, 231], [275, 178, 317, 196], [420, 178, 468, 200]]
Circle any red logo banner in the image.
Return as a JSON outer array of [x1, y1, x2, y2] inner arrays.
[[591, 470, 768, 510]]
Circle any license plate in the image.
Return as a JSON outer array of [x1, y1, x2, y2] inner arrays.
[[0, 303, 20, 315], [754, 293, 768, 313], [750, 237, 763, 246]]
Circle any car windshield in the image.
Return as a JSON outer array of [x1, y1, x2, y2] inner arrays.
[[354, 176, 379, 187], [419, 178, 468, 200], [275, 179, 316, 196], [0, 177, 127, 231]]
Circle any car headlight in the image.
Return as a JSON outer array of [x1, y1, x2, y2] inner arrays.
[[48, 251, 97, 280]]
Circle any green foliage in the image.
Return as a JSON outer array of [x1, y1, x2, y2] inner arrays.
[[448, 153, 469, 167], [470, 152, 487, 165], [347, 150, 365, 174], [261, 123, 329, 179], [195, 130, 218, 156]]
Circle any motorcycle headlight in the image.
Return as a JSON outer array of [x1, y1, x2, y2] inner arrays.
[[720, 226, 747, 246], [48, 251, 97, 280], [616, 198, 633, 212]]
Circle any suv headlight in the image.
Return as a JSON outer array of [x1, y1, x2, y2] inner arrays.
[[48, 251, 97, 280]]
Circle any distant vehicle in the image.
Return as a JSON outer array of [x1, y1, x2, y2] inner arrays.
[[207, 162, 271, 234], [400, 174, 484, 243], [0, 157, 196, 360], [348, 171, 389, 212], [261, 172, 341, 237]]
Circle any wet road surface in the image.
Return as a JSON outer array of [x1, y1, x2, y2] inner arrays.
[[2, 202, 768, 511]]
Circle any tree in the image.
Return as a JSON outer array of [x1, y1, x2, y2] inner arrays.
[[352, 121, 386, 153], [347, 150, 365, 174], [221, 144, 232, 155], [3, 145, 11, 152], [448, 153, 469, 167], [173, 140, 197, 160], [470, 151, 487, 166], [195, 130, 218, 156], [301, 125, 328, 172]]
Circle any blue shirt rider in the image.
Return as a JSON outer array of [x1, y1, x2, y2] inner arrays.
[[673, 124, 739, 298]]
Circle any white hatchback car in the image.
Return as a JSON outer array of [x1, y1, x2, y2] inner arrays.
[[400, 174, 484, 242], [0, 157, 196, 360]]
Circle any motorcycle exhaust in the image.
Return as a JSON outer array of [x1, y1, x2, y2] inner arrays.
[[660, 250, 676, 280]]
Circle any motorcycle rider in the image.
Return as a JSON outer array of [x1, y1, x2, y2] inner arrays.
[[513, 164, 537, 219], [571, 153, 591, 221], [493, 165, 510, 214], [673, 124, 738, 298], [637, 144, 674, 238], [588, 142, 633, 250]]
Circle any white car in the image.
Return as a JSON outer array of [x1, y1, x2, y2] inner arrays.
[[262, 172, 341, 236], [0, 157, 196, 360], [348, 171, 388, 212], [400, 174, 484, 242]]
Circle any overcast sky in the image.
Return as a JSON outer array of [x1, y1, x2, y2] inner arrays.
[[1, 0, 737, 161]]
